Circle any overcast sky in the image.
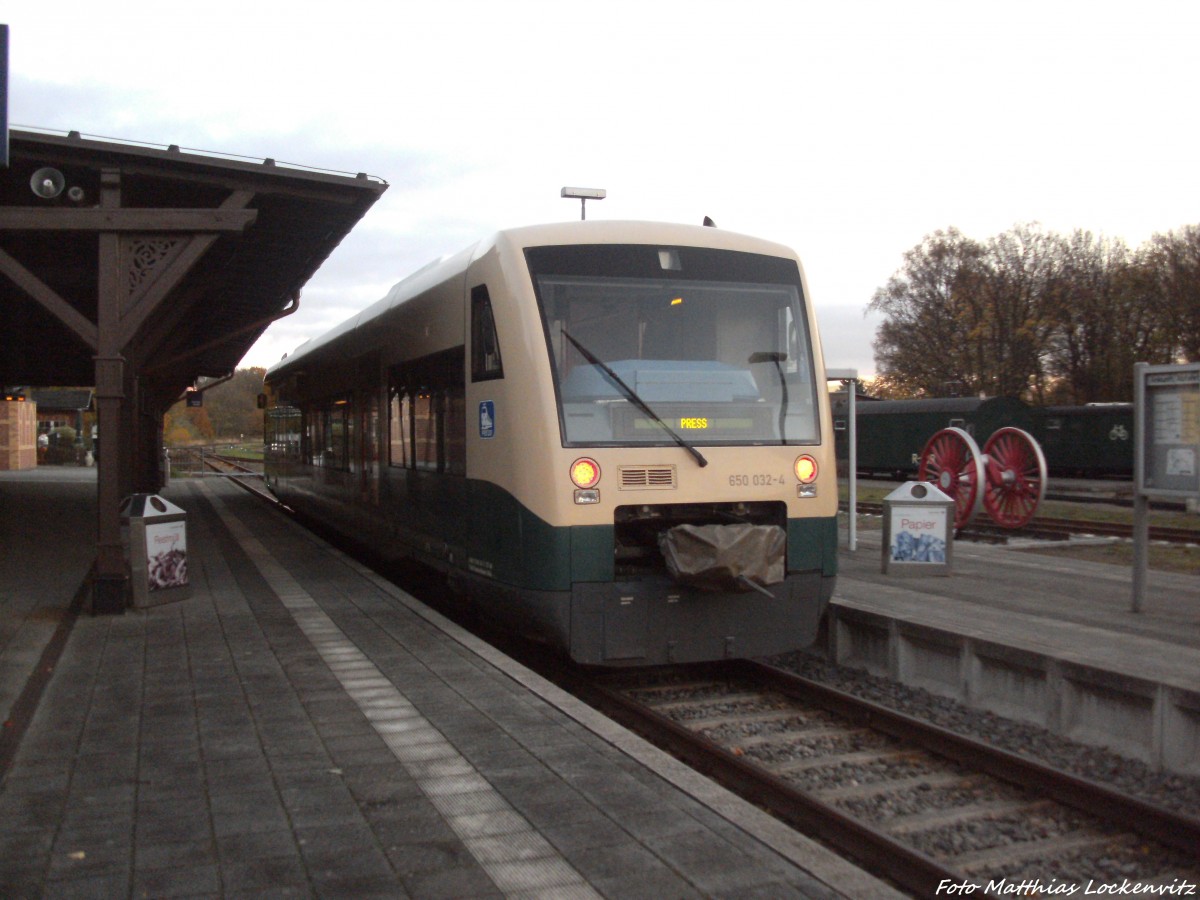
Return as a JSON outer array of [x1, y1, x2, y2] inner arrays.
[[7, 1, 1197, 378]]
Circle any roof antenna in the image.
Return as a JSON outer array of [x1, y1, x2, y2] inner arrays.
[[702, 216, 717, 227]]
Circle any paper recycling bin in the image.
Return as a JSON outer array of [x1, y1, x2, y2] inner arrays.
[[120, 493, 191, 608], [881, 482, 954, 575]]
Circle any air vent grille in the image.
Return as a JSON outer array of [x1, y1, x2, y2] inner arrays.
[[618, 465, 677, 490]]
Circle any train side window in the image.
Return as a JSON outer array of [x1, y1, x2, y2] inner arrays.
[[388, 384, 412, 469], [317, 397, 351, 471], [339, 399, 355, 472], [266, 407, 300, 458], [414, 388, 438, 471], [389, 348, 466, 474], [304, 408, 321, 466], [471, 286, 504, 382]]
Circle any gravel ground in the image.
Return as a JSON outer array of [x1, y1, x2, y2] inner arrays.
[[767, 650, 1200, 818]]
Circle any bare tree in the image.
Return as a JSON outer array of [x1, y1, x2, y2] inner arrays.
[[1143, 225, 1200, 362], [869, 223, 1193, 403], [868, 229, 989, 396], [975, 224, 1064, 402], [1043, 230, 1142, 403]]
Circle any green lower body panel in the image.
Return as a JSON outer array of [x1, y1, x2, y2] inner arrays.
[[566, 571, 834, 666], [788, 515, 839, 577]]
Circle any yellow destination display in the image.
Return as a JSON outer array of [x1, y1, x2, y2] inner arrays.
[[630, 417, 755, 432]]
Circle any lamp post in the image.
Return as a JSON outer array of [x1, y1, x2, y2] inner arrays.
[[561, 186, 606, 220]]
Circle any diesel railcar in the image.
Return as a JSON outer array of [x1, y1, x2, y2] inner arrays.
[[264, 221, 838, 666]]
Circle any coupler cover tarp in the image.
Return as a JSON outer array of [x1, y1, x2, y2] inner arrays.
[[658, 523, 786, 593]]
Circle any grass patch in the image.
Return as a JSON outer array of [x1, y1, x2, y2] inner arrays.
[[1016, 540, 1200, 576]]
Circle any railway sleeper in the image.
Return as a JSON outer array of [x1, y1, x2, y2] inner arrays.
[[685, 709, 840, 732], [883, 798, 1053, 837], [953, 831, 1133, 875], [619, 680, 733, 700], [772, 747, 926, 774], [813, 770, 980, 803], [639, 689, 782, 713], [705, 725, 877, 751]]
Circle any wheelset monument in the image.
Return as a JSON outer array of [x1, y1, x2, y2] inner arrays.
[[917, 426, 1048, 529]]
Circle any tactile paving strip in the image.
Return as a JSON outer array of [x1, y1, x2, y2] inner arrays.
[[205, 485, 599, 898]]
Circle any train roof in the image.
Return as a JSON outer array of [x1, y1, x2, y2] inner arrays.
[[267, 220, 804, 381], [493, 219, 797, 256], [267, 240, 480, 379], [1040, 402, 1132, 414], [851, 396, 1029, 415]]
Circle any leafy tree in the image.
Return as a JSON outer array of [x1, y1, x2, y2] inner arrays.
[[198, 368, 266, 440], [162, 369, 263, 446], [165, 425, 194, 446]]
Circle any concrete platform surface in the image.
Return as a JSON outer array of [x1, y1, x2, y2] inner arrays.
[[0, 471, 893, 899]]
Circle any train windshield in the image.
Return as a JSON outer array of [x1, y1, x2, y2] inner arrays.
[[527, 244, 820, 448]]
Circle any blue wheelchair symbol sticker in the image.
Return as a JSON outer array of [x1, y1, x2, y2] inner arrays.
[[479, 401, 495, 439]]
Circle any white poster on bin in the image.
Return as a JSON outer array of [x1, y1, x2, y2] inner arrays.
[[146, 520, 187, 590], [889, 506, 949, 564]]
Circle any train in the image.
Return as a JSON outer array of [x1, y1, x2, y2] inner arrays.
[[263, 220, 839, 667], [831, 394, 1133, 478]]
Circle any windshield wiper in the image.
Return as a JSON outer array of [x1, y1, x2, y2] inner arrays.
[[748, 351, 788, 444], [560, 329, 708, 468]]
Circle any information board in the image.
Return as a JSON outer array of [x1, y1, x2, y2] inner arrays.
[[1136, 363, 1200, 498]]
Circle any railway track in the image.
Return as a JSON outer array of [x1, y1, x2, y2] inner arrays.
[[845, 501, 1199, 544], [573, 660, 1200, 898], [179, 450, 282, 505]]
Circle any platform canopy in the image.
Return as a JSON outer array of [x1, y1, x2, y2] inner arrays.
[[1, 128, 387, 392], [0, 127, 388, 611]]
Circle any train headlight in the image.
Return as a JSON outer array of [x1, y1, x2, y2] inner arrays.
[[794, 455, 818, 484], [570, 457, 601, 489]]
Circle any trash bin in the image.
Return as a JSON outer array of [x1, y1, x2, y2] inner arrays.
[[120, 493, 191, 608], [881, 482, 954, 575]]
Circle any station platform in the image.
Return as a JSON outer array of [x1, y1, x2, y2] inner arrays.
[[829, 522, 1200, 775], [0, 469, 893, 899]]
